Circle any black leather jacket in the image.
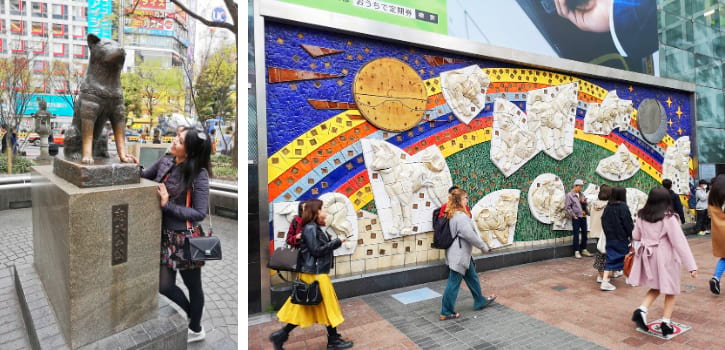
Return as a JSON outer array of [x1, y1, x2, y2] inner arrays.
[[298, 223, 341, 274]]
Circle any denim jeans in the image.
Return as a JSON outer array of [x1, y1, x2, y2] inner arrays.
[[441, 259, 485, 316], [572, 217, 588, 252], [715, 258, 725, 280]]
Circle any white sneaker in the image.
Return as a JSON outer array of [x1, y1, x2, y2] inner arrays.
[[188, 327, 206, 343], [596, 276, 603, 283], [613, 271, 623, 278], [600, 281, 616, 291], [574, 251, 582, 259], [581, 250, 593, 257]]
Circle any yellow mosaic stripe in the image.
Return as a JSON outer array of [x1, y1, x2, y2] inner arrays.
[[267, 111, 364, 183], [350, 184, 375, 211], [482, 68, 608, 100]]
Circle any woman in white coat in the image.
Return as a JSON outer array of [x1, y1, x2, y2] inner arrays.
[[440, 188, 497, 320]]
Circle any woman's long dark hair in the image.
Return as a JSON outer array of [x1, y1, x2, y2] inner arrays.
[[598, 184, 612, 201], [608, 186, 626, 203], [709, 174, 725, 208], [180, 127, 212, 190], [301, 199, 323, 226], [638, 187, 674, 223]]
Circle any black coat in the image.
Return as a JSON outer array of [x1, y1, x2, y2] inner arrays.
[[668, 189, 685, 224], [298, 223, 341, 274], [602, 202, 634, 242]]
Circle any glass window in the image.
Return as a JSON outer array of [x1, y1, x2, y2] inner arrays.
[[0, 19, 4, 34], [10, 20, 25, 35], [10, 40, 25, 53], [695, 54, 724, 89], [32, 60, 45, 73], [31, 1, 46, 18], [658, 11, 694, 50], [0, 0, 5, 14], [72, 25, 86, 38], [73, 44, 87, 59], [72, 5, 86, 21], [53, 24, 67, 39], [29, 40, 45, 54], [53, 42, 67, 57], [692, 20, 718, 56], [659, 44, 696, 82], [10, 0, 26, 15], [31, 22, 47, 37], [52, 4, 67, 20], [695, 85, 725, 123]]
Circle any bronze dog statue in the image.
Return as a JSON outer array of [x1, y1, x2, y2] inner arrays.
[[64, 34, 132, 164]]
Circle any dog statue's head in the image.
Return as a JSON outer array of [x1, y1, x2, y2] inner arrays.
[[87, 34, 125, 70]]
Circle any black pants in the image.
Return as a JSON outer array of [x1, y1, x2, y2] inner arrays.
[[695, 209, 710, 232], [159, 266, 204, 332], [572, 217, 588, 252]]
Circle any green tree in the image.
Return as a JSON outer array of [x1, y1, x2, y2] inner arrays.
[[194, 45, 237, 123], [122, 61, 185, 123]]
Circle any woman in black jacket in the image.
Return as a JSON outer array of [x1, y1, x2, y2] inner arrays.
[[128, 126, 212, 343], [270, 199, 353, 350], [599, 186, 634, 291]]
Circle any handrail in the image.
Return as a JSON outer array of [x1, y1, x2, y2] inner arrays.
[[0, 175, 237, 198]]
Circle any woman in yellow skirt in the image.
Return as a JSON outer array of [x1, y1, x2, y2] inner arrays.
[[270, 199, 353, 350]]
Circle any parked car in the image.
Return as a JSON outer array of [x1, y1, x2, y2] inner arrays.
[[23, 133, 41, 146]]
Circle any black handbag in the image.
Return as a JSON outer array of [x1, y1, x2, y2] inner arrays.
[[184, 190, 222, 262], [268, 246, 299, 272], [290, 279, 322, 305]]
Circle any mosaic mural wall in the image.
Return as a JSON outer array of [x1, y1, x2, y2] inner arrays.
[[264, 22, 694, 278]]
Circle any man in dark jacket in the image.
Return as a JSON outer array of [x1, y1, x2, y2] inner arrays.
[[663, 179, 685, 224]]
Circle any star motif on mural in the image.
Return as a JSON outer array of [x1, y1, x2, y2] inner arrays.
[[628, 85, 633, 92], [666, 97, 672, 108], [677, 127, 683, 135], [675, 106, 683, 118], [668, 119, 673, 127]]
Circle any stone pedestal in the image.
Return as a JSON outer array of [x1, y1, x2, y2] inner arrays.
[[53, 158, 140, 188], [31, 165, 161, 349]]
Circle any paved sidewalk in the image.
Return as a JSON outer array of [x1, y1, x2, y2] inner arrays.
[[249, 235, 724, 349], [0, 208, 238, 349]]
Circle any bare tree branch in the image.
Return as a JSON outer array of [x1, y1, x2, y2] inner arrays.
[[169, 0, 236, 33]]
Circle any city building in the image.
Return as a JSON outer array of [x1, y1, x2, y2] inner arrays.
[[0, 0, 91, 130]]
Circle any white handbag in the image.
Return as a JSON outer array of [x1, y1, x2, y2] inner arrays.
[[596, 234, 607, 254]]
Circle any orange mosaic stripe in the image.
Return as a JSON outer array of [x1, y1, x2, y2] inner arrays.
[[268, 122, 378, 200]]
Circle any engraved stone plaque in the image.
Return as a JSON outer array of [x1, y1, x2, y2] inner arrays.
[[637, 98, 667, 144], [112, 204, 129, 265]]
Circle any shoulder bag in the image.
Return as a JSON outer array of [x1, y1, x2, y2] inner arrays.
[[290, 278, 322, 305], [184, 190, 222, 262]]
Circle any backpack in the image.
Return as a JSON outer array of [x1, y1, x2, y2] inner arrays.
[[431, 207, 458, 249], [285, 216, 303, 247]]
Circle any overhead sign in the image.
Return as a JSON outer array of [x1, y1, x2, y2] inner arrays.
[[88, 0, 113, 39], [212, 7, 227, 22], [20, 94, 74, 117], [135, 0, 167, 10], [278, 0, 448, 34]]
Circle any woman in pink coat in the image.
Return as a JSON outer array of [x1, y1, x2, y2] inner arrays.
[[628, 187, 697, 338]]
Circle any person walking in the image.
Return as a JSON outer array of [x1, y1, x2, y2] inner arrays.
[[599, 187, 633, 291], [707, 175, 725, 295], [566, 179, 592, 258], [439, 188, 496, 321], [590, 185, 611, 284], [695, 179, 710, 235], [270, 199, 353, 350], [663, 179, 685, 224], [127, 126, 213, 343], [629, 187, 697, 338]]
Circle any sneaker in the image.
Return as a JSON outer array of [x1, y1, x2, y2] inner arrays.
[[188, 327, 206, 343], [574, 251, 582, 259], [600, 281, 616, 291], [613, 271, 624, 278], [596, 276, 603, 283], [632, 309, 648, 331], [698, 231, 707, 236], [710, 277, 721, 295], [581, 250, 593, 257]]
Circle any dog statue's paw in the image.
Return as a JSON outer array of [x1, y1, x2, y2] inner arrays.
[[82, 156, 94, 164]]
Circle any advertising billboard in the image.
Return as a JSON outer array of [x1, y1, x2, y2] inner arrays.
[[278, 0, 448, 34], [276, 0, 658, 74], [21, 94, 74, 117], [88, 0, 113, 39]]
